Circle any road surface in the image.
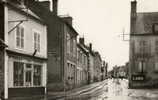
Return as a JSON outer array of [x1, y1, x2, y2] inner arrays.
[[54, 79, 158, 100]]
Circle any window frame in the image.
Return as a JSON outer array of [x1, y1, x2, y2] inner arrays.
[[153, 23, 158, 34], [13, 61, 43, 88], [33, 30, 41, 53], [15, 25, 25, 49]]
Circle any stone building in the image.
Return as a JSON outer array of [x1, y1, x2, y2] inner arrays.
[[129, 0, 158, 88], [87, 43, 95, 84], [101, 61, 108, 80], [93, 52, 102, 82], [27, 0, 78, 91], [76, 37, 89, 87], [0, 0, 47, 99]]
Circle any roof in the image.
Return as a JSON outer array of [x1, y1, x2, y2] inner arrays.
[[77, 43, 89, 55], [94, 51, 102, 61], [26, 0, 78, 36], [135, 12, 158, 34], [5, 0, 46, 25]]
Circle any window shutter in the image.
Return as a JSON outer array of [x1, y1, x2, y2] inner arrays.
[[16, 26, 20, 47], [38, 34, 40, 52], [21, 27, 24, 48]]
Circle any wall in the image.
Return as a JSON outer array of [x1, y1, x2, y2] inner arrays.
[[130, 35, 158, 86], [0, 3, 4, 98], [8, 6, 47, 58], [5, 4, 47, 98], [88, 54, 94, 83], [64, 23, 77, 90], [76, 46, 88, 87]]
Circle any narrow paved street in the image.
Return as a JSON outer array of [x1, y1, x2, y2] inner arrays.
[[8, 79, 158, 100], [50, 79, 158, 100]]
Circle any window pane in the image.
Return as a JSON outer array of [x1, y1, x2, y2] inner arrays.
[[25, 71, 32, 86], [16, 26, 20, 37], [14, 62, 24, 86], [16, 37, 20, 47], [33, 65, 41, 86], [21, 27, 24, 38], [16, 26, 24, 48], [21, 38, 24, 48], [138, 61, 142, 72], [34, 32, 40, 52], [25, 64, 32, 86]]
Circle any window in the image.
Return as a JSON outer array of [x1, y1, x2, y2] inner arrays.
[[73, 39, 76, 56], [153, 24, 158, 34], [70, 39, 73, 53], [138, 61, 146, 73], [155, 62, 158, 71], [14, 62, 24, 86], [67, 33, 70, 54], [25, 64, 32, 86], [16, 25, 24, 48], [33, 65, 41, 86], [13, 61, 42, 87], [155, 41, 158, 55], [139, 40, 148, 54], [34, 32, 40, 52]]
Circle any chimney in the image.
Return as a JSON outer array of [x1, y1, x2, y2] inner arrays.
[[103, 61, 106, 66], [89, 43, 92, 51], [52, 0, 58, 15], [39, 1, 51, 11], [130, 0, 137, 34], [79, 37, 85, 45], [62, 16, 73, 26]]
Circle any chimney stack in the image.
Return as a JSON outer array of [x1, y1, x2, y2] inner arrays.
[[79, 37, 85, 45], [52, 0, 58, 15], [62, 16, 73, 26], [89, 43, 92, 51], [130, 0, 137, 34], [39, 1, 51, 11]]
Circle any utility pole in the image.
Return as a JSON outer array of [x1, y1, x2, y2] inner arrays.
[[118, 28, 130, 42]]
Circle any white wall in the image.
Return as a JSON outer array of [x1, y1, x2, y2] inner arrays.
[[8, 7, 47, 58]]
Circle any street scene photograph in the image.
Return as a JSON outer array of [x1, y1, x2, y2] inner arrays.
[[1, 0, 158, 100]]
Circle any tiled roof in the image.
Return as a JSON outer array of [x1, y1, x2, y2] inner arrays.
[[136, 12, 158, 34], [26, 0, 78, 36]]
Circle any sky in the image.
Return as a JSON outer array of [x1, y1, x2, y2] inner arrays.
[[41, 0, 158, 70]]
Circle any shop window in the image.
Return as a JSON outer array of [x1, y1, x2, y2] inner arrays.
[[25, 64, 32, 86], [13, 61, 42, 87], [33, 65, 41, 86], [14, 62, 24, 86]]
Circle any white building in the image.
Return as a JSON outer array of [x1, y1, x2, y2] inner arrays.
[[0, 0, 47, 99]]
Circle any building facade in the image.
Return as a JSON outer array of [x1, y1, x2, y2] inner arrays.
[[101, 61, 108, 80], [87, 43, 95, 84], [64, 16, 78, 90], [0, 0, 47, 99], [129, 0, 158, 88], [76, 37, 88, 87], [93, 52, 102, 82], [27, 0, 78, 91]]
